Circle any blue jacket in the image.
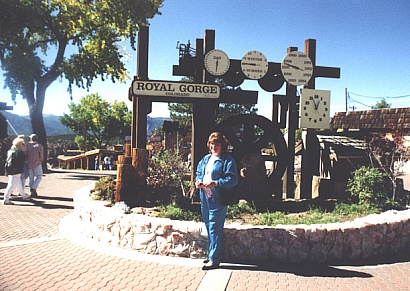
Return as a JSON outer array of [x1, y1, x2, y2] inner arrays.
[[196, 152, 238, 201]]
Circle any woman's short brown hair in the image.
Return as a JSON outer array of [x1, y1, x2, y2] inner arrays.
[[207, 132, 228, 152]]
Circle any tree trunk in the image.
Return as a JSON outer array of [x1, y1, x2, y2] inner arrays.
[[26, 80, 48, 172], [392, 180, 397, 201]]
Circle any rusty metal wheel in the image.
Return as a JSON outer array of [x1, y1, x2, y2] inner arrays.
[[215, 114, 287, 185]]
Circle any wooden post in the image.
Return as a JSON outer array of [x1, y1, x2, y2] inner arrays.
[[134, 26, 150, 150], [283, 47, 298, 199], [132, 148, 148, 187], [300, 39, 317, 199], [116, 162, 133, 203], [124, 143, 131, 156]]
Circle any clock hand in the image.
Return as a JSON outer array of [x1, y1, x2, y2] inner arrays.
[[314, 100, 320, 112], [284, 63, 303, 71], [242, 62, 257, 66], [215, 59, 219, 72]]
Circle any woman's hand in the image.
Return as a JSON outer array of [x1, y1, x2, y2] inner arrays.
[[203, 181, 217, 188], [195, 180, 204, 188]]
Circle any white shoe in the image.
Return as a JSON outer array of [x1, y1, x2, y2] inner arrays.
[[3, 200, 14, 205], [21, 194, 30, 200]]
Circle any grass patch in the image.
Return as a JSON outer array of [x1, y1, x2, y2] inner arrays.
[[150, 200, 388, 226], [253, 202, 380, 226]]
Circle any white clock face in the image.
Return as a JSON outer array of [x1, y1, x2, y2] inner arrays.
[[300, 89, 331, 129], [281, 51, 313, 86], [204, 49, 230, 76], [241, 50, 268, 80]]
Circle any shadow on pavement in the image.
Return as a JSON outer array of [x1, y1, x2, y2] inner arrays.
[[223, 249, 410, 278], [7, 197, 74, 210], [332, 249, 410, 266], [222, 262, 373, 278], [34, 196, 73, 202]]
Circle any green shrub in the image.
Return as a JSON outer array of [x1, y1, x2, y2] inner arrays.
[[90, 176, 116, 203], [147, 149, 187, 189], [226, 200, 257, 220], [347, 166, 388, 207], [156, 203, 202, 222]]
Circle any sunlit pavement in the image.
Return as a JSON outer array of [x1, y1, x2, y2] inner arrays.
[[1, 170, 409, 291]]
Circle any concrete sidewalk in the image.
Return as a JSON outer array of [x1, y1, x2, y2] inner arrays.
[[1, 170, 409, 290]]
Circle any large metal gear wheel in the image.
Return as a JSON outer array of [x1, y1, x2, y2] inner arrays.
[[215, 114, 287, 198]]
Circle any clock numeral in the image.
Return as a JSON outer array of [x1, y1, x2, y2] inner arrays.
[[305, 101, 310, 105]]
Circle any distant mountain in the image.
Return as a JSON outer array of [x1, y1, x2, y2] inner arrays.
[[147, 116, 170, 133], [1, 111, 170, 137], [2, 111, 74, 136]]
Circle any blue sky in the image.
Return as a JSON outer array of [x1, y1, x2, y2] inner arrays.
[[2, 0, 410, 119]]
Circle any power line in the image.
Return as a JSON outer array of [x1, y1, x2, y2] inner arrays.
[[349, 92, 410, 99], [347, 94, 372, 108], [345, 90, 410, 111]]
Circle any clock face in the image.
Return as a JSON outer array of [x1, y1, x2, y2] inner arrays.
[[204, 49, 230, 76], [300, 89, 331, 129], [241, 50, 269, 80], [281, 51, 313, 86]]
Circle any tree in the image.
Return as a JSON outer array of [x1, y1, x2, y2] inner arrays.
[[0, 0, 163, 163], [371, 98, 391, 109], [367, 125, 410, 203], [60, 93, 132, 150]]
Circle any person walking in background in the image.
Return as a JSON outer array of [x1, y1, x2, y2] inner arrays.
[[26, 134, 44, 198], [3, 137, 30, 205], [103, 155, 111, 170], [94, 156, 99, 170], [195, 132, 238, 270], [109, 156, 114, 170], [17, 135, 29, 193]]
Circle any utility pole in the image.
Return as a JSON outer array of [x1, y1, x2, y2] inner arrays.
[[345, 87, 348, 112]]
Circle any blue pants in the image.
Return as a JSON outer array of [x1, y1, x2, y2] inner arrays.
[[28, 164, 43, 190], [201, 196, 227, 265]]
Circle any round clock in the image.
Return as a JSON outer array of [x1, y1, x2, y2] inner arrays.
[[204, 49, 230, 76], [281, 51, 313, 86], [241, 50, 268, 80]]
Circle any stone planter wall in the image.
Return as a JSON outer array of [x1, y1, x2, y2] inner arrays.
[[73, 186, 410, 264]]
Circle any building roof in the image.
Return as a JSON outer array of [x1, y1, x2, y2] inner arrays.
[[316, 135, 367, 150], [330, 108, 410, 130]]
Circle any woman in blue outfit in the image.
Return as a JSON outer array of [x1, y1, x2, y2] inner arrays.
[[195, 132, 238, 270]]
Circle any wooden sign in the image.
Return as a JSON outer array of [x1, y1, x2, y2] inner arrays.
[[132, 80, 220, 99]]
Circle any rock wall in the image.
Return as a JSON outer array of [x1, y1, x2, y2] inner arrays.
[[73, 187, 410, 264]]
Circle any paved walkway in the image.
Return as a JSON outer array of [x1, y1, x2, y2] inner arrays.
[[1, 170, 410, 290]]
